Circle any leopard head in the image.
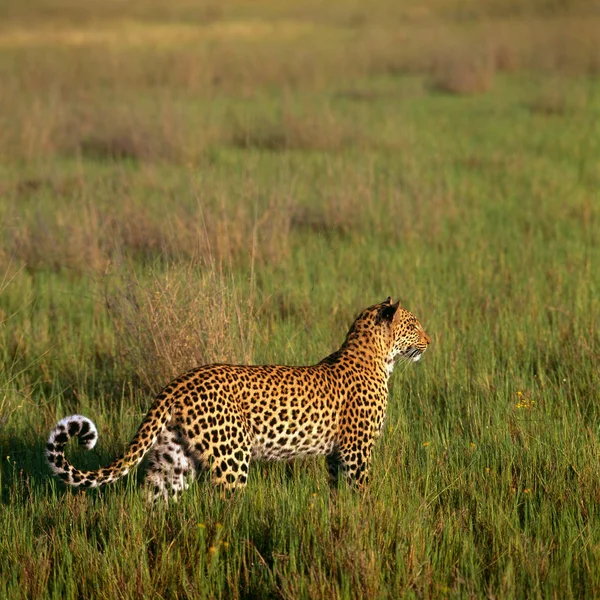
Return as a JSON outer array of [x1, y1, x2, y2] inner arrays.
[[375, 297, 431, 365], [341, 297, 430, 371]]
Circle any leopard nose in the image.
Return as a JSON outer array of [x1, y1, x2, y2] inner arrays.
[[423, 331, 431, 345]]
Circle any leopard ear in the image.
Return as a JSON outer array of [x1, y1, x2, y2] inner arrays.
[[383, 296, 392, 305], [376, 300, 400, 324]]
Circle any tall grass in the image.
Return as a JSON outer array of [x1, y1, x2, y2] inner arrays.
[[106, 263, 256, 393], [1, 0, 600, 597]]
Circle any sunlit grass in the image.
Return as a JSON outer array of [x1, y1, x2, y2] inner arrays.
[[1, 0, 600, 597]]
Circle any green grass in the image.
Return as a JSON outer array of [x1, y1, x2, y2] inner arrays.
[[1, 0, 600, 597]]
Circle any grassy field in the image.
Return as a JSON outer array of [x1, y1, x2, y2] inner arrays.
[[1, 0, 600, 597]]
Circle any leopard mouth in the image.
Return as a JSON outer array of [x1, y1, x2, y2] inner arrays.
[[406, 347, 422, 362]]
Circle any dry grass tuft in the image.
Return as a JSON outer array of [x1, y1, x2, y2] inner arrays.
[[493, 43, 521, 73], [0, 188, 294, 274], [0, 88, 197, 163], [64, 103, 189, 163], [228, 110, 365, 152], [78, 134, 149, 162], [289, 163, 455, 243], [430, 50, 495, 95], [5, 205, 111, 274], [528, 77, 587, 115], [290, 204, 359, 238], [106, 264, 256, 393]]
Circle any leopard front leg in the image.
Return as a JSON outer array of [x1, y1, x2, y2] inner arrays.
[[328, 402, 383, 490], [326, 447, 341, 487], [327, 437, 375, 490]]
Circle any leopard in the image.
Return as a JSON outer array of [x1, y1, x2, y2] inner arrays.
[[46, 297, 430, 500]]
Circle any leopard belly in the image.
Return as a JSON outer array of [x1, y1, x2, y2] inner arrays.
[[245, 393, 340, 461], [250, 427, 337, 461]]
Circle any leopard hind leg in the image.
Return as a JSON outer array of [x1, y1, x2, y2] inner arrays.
[[145, 426, 196, 502], [190, 424, 252, 491]]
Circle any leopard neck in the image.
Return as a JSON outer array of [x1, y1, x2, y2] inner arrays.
[[319, 334, 390, 382]]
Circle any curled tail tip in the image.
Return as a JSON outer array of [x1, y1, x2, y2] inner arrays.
[[46, 415, 99, 483], [48, 415, 99, 450]]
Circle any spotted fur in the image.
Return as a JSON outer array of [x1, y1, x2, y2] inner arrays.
[[46, 298, 430, 499]]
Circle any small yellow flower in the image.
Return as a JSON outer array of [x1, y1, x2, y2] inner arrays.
[[485, 467, 490, 474], [470, 443, 476, 449], [312, 493, 317, 497], [222, 542, 229, 549], [515, 393, 535, 410], [209, 546, 217, 553], [197, 523, 206, 529], [216, 523, 223, 529], [422, 441, 431, 447], [524, 488, 531, 494]]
